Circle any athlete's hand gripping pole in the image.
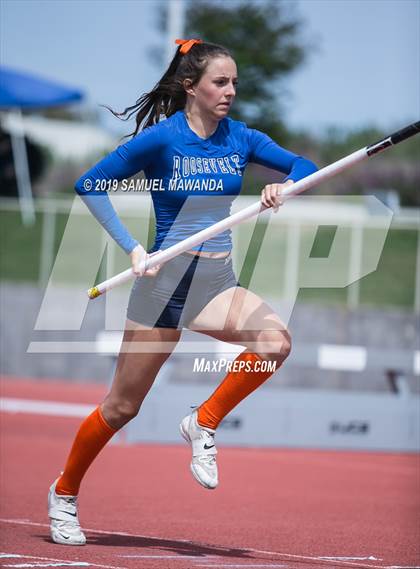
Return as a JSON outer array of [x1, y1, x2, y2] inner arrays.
[[87, 121, 419, 299]]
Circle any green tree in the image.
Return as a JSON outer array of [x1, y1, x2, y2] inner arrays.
[[288, 125, 420, 206], [185, 0, 311, 144], [166, 1, 418, 205]]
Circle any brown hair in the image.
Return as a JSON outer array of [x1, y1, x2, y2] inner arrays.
[[108, 41, 232, 138]]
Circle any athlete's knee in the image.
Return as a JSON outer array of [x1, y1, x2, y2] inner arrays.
[[258, 329, 292, 366], [102, 396, 142, 429]]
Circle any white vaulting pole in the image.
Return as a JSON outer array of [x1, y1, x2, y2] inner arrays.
[[87, 121, 420, 299]]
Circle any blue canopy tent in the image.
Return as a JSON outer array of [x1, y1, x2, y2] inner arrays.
[[0, 66, 84, 224]]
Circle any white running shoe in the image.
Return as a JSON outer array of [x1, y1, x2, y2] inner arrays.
[[48, 478, 86, 545], [179, 409, 218, 490]]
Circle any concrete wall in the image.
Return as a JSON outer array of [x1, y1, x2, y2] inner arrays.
[[1, 282, 418, 393]]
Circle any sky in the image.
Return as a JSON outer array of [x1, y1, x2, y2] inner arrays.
[[1, 0, 419, 136]]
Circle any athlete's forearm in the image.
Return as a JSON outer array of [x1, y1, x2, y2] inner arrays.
[[78, 191, 139, 254], [284, 156, 318, 182]]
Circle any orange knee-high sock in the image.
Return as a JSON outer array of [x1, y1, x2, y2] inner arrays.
[[55, 406, 117, 496], [197, 352, 278, 430]]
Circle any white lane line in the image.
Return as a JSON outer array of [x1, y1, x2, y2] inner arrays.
[[119, 555, 218, 559], [0, 518, 192, 545], [0, 551, 126, 569], [0, 398, 94, 418], [0, 518, 394, 569], [318, 558, 381, 561], [246, 546, 388, 569], [3, 561, 90, 568]]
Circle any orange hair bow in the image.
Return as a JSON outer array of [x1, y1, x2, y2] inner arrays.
[[175, 38, 203, 54]]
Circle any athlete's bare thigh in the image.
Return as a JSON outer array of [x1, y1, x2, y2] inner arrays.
[[188, 287, 289, 348]]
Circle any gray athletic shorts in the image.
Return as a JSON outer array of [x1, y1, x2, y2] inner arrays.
[[126, 251, 241, 329]]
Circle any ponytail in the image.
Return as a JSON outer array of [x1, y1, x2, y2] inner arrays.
[[107, 41, 231, 138]]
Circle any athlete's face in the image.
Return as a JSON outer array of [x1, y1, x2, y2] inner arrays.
[[187, 56, 238, 119]]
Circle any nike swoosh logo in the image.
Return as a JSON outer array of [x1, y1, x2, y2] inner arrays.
[[204, 444, 215, 450], [59, 510, 77, 517], [58, 532, 70, 540]]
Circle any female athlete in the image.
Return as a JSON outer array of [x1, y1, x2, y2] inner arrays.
[[48, 38, 318, 545]]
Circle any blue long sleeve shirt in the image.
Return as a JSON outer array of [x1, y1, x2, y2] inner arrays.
[[75, 110, 318, 254]]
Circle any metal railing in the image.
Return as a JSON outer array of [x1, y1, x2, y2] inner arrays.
[[1, 195, 419, 311]]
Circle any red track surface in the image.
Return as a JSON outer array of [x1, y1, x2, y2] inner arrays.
[[1, 377, 419, 569]]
